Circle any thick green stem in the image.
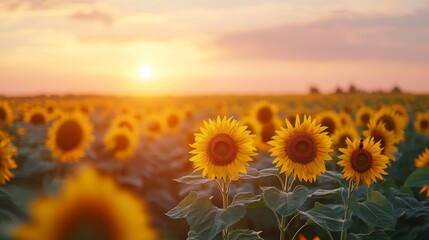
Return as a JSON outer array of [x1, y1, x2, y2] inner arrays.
[[279, 173, 290, 240], [340, 181, 354, 240], [291, 222, 308, 240], [221, 179, 230, 239]]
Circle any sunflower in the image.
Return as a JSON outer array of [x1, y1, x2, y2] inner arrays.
[[240, 116, 258, 134], [255, 118, 283, 150], [331, 126, 360, 149], [338, 112, 354, 126], [190, 116, 256, 181], [111, 114, 139, 134], [391, 104, 409, 125], [0, 131, 17, 185], [142, 115, 164, 139], [414, 112, 429, 135], [46, 112, 94, 162], [315, 110, 341, 136], [14, 167, 158, 240], [372, 107, 406, 143], [162, 108, 183, 133], [414, 148, 429, 197], [269, 115, 333, 182], [24, 107, 49, 125], [249, 101, 279, 125], [363, 120, 398, 161], [104, 127, 138, 161], [337, 138, 389, 187], [0, 101, 14, 127], [355, 106, 374, 128]]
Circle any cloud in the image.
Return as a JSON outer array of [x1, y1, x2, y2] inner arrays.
[[70, 10, 115, 25], [0, 0, 93, 11], [215, 7, 429, 62]]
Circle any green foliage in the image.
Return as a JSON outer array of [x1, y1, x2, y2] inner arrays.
[[262, 185, 309, 217], [166, 191, 198, 219], [227, 229, 263, 240], [299, 202, 352, 232], [347, 230, 391, 240], [404, 167, 429, 187], [174, 174, 211, 185]]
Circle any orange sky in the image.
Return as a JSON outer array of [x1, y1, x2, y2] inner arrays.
[[1, 0, 429, 96]]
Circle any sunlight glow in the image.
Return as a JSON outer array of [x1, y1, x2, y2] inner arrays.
[[139, 66, 153, 80]]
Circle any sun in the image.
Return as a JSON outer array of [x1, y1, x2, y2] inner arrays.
[[139, 66, 153, 80]]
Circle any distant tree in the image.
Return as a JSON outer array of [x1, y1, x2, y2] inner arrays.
[[309, 86, 320, 94], [348, 84, 358, 94], [335, 87, 344, 94], [391, 85, 402, 93]]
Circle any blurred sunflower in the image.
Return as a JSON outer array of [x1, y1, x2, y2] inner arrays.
[[296, 234, 321, 240], [331, 126, 360, 149], [249, 101, 279, 125], [104, 127, 138, 161], [255, 118, 283, 150], [363, 120, 398, 161], [269, 115, 333, 182], [414, 148, 429, 197], [240, 116, 258, 134], [0, 131, 17, 185], [162, 108, 183, 133], [190, 116, 256, 181], [24, 107, 49, 125], [0, 101, 14, 127], [372, 107, 406, 143], [414, 112, 429, 135], [338, 112, 354, 126], [338, 138, 389, 187], [355, 106, 374, 128], [391, 104, 409, 125], [143, 115, 164, 139], [46, 113, 94, 162], [112, 114, 139, 134], [315, 110, 341, 136], [14, 167, 158, 240]]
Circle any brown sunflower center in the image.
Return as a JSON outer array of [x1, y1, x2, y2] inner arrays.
[[372, 131, 386, 154], [321, 117, 336, 135], [351, 149, 373, 173], [377, 115, 395, 132], [59, 204, 118, 240], [56, 120, 84, 152], [361, 113, 370, 125], [208, 134, 238, 166], [261, 123, 275, 143], [148, 122, 161, 133], [167, 114, 179, 128], [257, 106, 273, 124], [119, 121, 133, 131], [114, 134, 129, 151], [338, 134, 351, 149], [420, 119, 429, 130], [30, 113, 46, 125], [286, 132, 317, 164], [0, 107, 6, 122], [47, 106, 54, 113]]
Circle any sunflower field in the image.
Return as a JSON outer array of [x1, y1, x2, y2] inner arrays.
[[0, 94, 429, 240]]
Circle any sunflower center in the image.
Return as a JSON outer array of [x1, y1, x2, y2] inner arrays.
[[148, 122, 160, 133], [321, 117, 335, 135], [338, 134, 351, 149], [47, 106, 54, 113], [208, 134, 238, 166], [286, 132, 317, 164], [351, 150, 373, 173], [119, 121, 133, 131], [0, 107, 6, 122], [167, 115, 179, 128], [377, 115, 395, 132], [55, 120, 84, 152], [114, 134, 129, 151], [361, 113, 370, 125], [261, 123, 275, 143], [372, 131, 386, 154], [420, 119, 429, 130], [30, 113, 46, 125], [257, 107, 273, 124]]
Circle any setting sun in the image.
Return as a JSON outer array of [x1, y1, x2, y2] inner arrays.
[[139, 66, 153, 80]]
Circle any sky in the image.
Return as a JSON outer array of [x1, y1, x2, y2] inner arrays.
[[1, 0, 429, 96]]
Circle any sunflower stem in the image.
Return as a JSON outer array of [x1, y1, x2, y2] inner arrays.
[[279, 173, 290, 240], [291, 222, 309, 240], [340, 180, 354, 240], [221, 179, 230, 239]]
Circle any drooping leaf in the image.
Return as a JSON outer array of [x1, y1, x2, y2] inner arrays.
[[187, 196, 246, 240], [348, 191, 394, 229], [404, 166, 429, 187], [347, 230, 391, 240], [231, 192, 263, 208], [175, 174, 211, 185], [299, 202, 352, 232], [262, 185, 308, 217], [239, 167, 279, 180], [166, 191, 198, 219], [227, 229, 263, 240], [309, 187, 346, 198]]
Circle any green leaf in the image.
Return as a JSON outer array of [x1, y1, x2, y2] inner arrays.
[[187, 196, 246, 240], [404, 167, 429, 187], [166, 191, 198, 219], [347, 230, 391, 240], [0, 189, 27, 223], [239, 167, 279, 180], [310, 187, 346, 197], [348, 191, 394, 229], [231, 192, 263, 208], [262, 185, 308, 217], [299, 202, 352, 232], [228, 229, 263, 240], [174, 174, 211, 185]]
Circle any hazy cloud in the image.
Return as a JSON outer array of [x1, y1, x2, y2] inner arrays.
[[71, 10, 115, 25], [0, 0, 94, 11], [215, 7, 429, 62]]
